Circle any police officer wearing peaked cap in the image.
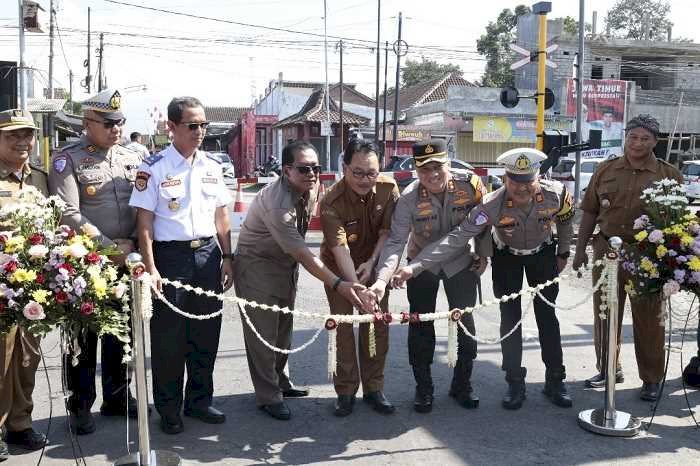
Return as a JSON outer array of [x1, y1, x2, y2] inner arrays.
[[129, 96, 233, 435], [392, 147, 575, 411], [369, 139, 491, 414], [49, 88, 145, 435]]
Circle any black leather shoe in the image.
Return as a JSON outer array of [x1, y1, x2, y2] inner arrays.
[[282, 387, 310, 398], [259, 402, 291, 420], [584, 370, 624, 388], [69, 409, 96, 435], [100, 397, 151, 419], [640, 382, 660, 402], [502, 382, 526, 410], [184, 406, 226, 424], [334, 395, 355, 417], [4, 428, 47, 451], [0, 439, 8, 462], [449, 385, 480, 409], [160, 414, 184, 435], [542, 379, 573, 408], [363, 391, 395, 414], [413, 390, 433, 413]]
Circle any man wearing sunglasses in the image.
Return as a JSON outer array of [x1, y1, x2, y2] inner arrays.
[[320, 139, 399, 417], [234, 140, 371, 421], [369, 139, 489, 414], [49, 89, 145, 435], [130, 97, 233, 435], [0, 109, 48, 461]]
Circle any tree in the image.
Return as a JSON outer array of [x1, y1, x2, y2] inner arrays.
[[560, 16, 591, 37], [401, 57, 462, 88], [605, 0, 672, 40], [476, 5, 531, 88]]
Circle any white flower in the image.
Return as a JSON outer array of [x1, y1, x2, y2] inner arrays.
[[112, 282, 128, 299], [80, 224, 100, 238], [27, 244, 49, 259], [22, 301, 46, 320], [65, 243, 88, 258], [662, 280, 681, 297]]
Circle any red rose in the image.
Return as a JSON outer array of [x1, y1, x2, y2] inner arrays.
[[58, 263, 75, 275], [55, 290, 69, 304], [671, 237, 681, 248], [85, 252, 101, 264], [36, 274, 45, 284], [80, 302, 94, 316], [666, 257, 677, 268], [0, 301, 5, 314], [0, 235, 7, 244], [3, 261, 17, 273], [29, 233, 44, 245]]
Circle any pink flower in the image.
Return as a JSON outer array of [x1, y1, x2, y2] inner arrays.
[[3, 261, 17, 273], [85, 252, 101, 264], [648, 230, 665, 244], [80, 301, 94, 316], [23, 301, 46, 320], [28, 233, 44, 245]]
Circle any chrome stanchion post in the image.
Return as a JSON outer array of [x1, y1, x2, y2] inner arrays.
[[114, 253, 181, 466], [578, 237, 641, 437]]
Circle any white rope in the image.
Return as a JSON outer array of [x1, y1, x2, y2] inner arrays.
[[238, 304, 325, 355], [153, 290, 225, 320], [457, 290, 536, 345], [535, 271, 608, 311]]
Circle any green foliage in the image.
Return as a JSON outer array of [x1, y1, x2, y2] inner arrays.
[[605, 0, 672, 40], [476, 5, 531, 87], [401, 57, 462, 87]]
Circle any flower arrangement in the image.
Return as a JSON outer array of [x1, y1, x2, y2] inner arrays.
[[622, 178, 700, 298], [0, 187, 131, 358]]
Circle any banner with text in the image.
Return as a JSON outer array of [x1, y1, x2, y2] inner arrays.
[[473, 116, 570, 144]]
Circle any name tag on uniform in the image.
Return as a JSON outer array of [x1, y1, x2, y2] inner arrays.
[[161, 179, 182, 188], [0, 191, 12, 197], [201, 177, 218, 184]]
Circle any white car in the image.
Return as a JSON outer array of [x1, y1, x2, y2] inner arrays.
[[551, 157, 608, 196], [682, 160, 700, 202]]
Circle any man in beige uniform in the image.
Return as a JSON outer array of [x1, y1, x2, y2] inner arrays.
[[0, 109, 47, 461], [234, 140, 369, 421], [573, 114, 683, 402], [320, 140, 399, 417], [49, 89, 143, 434], [369, 139, 489, 414], [392, 148, 575, 411]]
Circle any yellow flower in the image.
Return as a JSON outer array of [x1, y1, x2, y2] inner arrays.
[[634, 230, 648, 242], [10, 268, 37, 283], [624, 280, 637, 297], [640, 257, 655, 273], [689, 256, 700, 272], [92, 276, 108, 299], [681, 234, 694, 247], [4, 235, 26, 253], [31, 289, 50, 304], [656, 245, 668, 258], [105, 266, 118, 282]]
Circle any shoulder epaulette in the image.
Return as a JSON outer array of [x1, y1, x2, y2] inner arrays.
[[205, 152, 223, 164], [144, 153, 164, 166], [29, 164, 47, 175], [55, 141, 80, 155]]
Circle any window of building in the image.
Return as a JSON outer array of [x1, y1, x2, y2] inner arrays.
[[620, 55, 675, 90], [591, 65, 603, 79]]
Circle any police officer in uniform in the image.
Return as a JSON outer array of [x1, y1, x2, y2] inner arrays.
[[369, 139, 489, 413], [0, 109, 48, 460], [130, 97, 233, 434], [392, 148, 575, 410], [320, 140, 399, 417], [234, 140, 369, 421], [573, 115, 683, 401], [49, 89, 144, 434]]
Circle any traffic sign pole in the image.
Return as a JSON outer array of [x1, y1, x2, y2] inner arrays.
[[535, 5, 549, 151]]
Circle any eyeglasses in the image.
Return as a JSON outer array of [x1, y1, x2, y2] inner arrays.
[[3, 128, 36, 140], [350, 168, 379, 180], [84, 117, 126, 129], [180, 121, 210, 131], [292, 165, 321, 175]]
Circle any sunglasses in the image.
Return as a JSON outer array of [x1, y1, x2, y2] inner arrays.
[[180, 121, 210, 131], [84, 117, 126, 129], [292, 165, 321, 175]]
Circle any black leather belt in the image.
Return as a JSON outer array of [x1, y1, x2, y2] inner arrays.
[[154, 236, 214, 249]]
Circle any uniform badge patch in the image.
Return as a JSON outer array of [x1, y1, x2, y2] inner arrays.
[[160, 179, 181, 188], [201, 177, 218, 184], [418, 209, 433, 216], [86, 145, 96, 153], [601, 198, 611, 208], [473, 211, 489, 226], [53, 156, 67, 173], [85, 185, 97, 196], [135, 171, 150, 191], [417, 201, 432, 209]]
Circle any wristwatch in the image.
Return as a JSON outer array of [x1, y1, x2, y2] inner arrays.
[[222, 253, 234, 260]]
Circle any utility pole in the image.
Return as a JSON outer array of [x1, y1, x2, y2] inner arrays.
[[374, 0, 381, 142], [97, 32, 104, 92], [48, 0, 54, 99], [68, 70, 73, 106], [392, 12, 404, 158], [573, 0, 585, 204], [18, 0, 27, 110], [323, 0, 330, 171], [338, 40, 344, 153], [83, 7, 91, 93], [382, 40, 388, 162], [533, 2, 551, 152]]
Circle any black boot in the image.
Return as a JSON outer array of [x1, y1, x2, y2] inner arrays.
[[412, 365, 434, 413], [543, 366, 573, 408], [449, 360, 479, 409], [502, 367, 527, 410]]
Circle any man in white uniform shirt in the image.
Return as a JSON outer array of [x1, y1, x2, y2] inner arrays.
[[129, 96, 233, 435]]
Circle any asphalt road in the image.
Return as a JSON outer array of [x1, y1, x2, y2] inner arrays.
[[8, 232, 700, 465]]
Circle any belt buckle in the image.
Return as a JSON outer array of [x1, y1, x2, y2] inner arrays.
[[190, 239, 202, 249]]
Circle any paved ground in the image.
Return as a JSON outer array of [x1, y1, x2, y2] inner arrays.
[[8, 232, 700, 465]]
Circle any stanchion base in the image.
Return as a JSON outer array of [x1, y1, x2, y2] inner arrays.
[[578, 408, 641, 437], [113, 450, 182, 466]]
